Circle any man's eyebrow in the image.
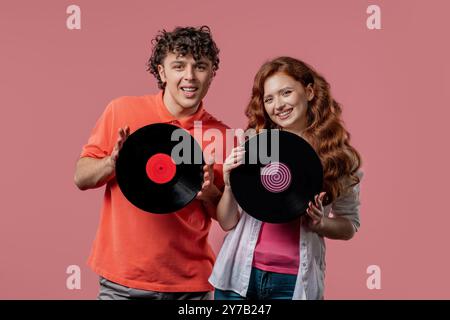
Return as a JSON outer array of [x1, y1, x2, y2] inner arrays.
[[192, 60, 210, 67], [170, 60, 209, 65]]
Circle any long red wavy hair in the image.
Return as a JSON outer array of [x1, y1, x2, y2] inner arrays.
[[245, 57, 361, 204]]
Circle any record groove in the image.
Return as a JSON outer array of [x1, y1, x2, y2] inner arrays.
[[230, 130, 323, 223], [116, 123, 204, 214]]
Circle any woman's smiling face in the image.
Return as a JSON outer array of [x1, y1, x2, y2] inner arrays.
[[263, 72, 314, 134]]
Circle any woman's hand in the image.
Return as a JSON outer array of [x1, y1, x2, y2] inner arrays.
[[223, 146, 246, 187], [306, 192, 327, 232]]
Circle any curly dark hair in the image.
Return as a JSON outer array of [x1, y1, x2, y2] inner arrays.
[[146, 26, 220, 89]]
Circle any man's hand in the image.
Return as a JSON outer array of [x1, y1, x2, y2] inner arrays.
[[74, 125, 130, 190], [196, 151, 221, 205], [107, 126, 130, 169]]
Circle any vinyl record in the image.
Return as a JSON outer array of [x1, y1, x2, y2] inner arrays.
[[230, 129, 323, 223], [115, 123, 204, 213]]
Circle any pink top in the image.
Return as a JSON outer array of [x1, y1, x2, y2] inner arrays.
[[252, 218, 301, 275]]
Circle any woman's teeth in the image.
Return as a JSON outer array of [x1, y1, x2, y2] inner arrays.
[[277, 109, 292, 118]]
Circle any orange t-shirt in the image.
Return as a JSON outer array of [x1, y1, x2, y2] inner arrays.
[[80, 91, 229, 292]]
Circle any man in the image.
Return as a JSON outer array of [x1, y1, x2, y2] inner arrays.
[[74, 26, 228, 300]]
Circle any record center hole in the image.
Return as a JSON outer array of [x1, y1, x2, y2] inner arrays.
[[146, 153, 176, 184]]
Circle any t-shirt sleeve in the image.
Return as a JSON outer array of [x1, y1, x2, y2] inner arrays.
[[331, 170, 364, 232], [80, 101, 116, 159]]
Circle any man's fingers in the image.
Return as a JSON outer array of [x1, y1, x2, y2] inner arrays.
[[204, 164, 214, 173], [118, 126, 130, 139], [205, 148, 216, 165], [202, 181, 210, 189]]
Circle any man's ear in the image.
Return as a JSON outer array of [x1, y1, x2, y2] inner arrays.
[[158, 65, 166, 83], [208, 73, 214, 86], [306, 83, 315, 101]]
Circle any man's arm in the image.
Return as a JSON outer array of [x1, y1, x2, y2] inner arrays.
[[74, 156, 115, 190], [74, 126, 130, 190]]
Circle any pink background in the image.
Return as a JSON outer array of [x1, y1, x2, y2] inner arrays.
[[1, 0, 449, 299]]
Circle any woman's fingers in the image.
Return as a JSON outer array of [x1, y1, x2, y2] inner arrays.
[[314, 195, 321, 211], [236, 131, 246, 146], [306, 207, 320, 224], [228, 162, 243, 170], [314, 192, 326, 210], [231, 148, 245, 160], [307, 201, 323, 224], [309, 203, 322, 216], [225, 151, 245, 166]]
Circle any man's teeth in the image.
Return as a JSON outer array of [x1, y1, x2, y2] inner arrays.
[[181, 87, 197, 92]]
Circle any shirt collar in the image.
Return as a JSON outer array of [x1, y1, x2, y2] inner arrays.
[[155, 91, 207, 129]]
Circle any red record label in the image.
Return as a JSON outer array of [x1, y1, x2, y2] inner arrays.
[[146, 153, 176, 184], [116, 123, 204, 214]]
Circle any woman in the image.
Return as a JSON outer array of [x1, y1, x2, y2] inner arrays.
[[209, 56, 363, 300]]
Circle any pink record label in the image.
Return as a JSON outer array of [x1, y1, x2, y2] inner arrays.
[[260, 162, 292, 193]]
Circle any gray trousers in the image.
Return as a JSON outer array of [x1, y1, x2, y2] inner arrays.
[[98, 277, 213, 300]]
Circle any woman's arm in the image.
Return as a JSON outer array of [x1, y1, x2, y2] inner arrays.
[[215, 145, 246, 231], [216, 185, 241, 231], [309, 214, 355, 240], [306, 191, 359, 240]]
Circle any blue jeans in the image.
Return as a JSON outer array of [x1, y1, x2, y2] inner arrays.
[[214, 267, 297, 300]]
